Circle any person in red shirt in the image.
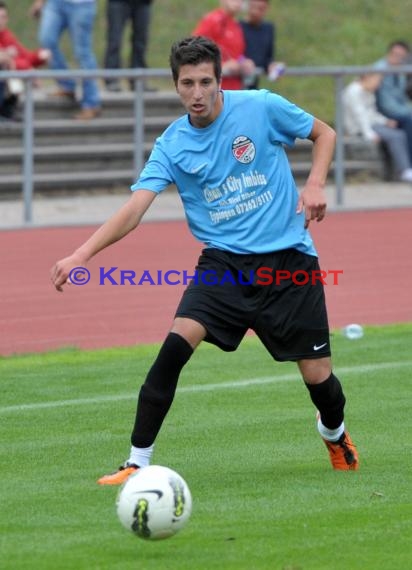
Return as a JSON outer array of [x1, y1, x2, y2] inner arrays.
[[192, 0, 255, 90], [0, 1, 50, 70]]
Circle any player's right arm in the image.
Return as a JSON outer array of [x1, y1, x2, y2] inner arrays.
[[50, 189, 156, 292]]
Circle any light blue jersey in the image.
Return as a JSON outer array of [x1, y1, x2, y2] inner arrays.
[[132, 89, 317, 255]]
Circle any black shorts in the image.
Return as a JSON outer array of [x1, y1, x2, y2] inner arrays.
[[175, 248, 331, 362]]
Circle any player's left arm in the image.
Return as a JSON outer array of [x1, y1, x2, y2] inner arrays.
[[296, 118, 336, 228]]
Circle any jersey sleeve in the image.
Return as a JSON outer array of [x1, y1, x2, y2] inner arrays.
[[265, 91, 314, 146], [131, 139, 174, 194]]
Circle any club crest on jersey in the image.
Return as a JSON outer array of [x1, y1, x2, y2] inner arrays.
[[232, 135, 256, 164]]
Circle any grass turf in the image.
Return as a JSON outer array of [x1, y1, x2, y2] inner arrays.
[[1, 323, 411, 569]]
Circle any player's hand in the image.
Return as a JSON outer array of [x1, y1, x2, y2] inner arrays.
[[50, 254, 86, 292], [296, 183, 327, 229]]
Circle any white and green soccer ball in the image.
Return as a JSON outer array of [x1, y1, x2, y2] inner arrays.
[[116, 465, 192, 540]]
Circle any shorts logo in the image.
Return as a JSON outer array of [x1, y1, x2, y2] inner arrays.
[[232, 135, 256, 164]]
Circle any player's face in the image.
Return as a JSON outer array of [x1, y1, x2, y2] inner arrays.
[[176, 62, 222, 128]]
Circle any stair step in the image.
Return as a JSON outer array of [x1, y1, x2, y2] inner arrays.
[[0, 142, 153, 174], [0, 115, 177, 147], [290, 160, 384, 177], [23, 89, 183, 120], [0, 169, 137, 195], [0, 159, 383, 197]]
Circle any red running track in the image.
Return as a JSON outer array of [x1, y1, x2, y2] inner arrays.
[[1, 209, 411, 356]]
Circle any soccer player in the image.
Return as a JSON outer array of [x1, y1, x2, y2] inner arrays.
[[50, 36, 359, 484]]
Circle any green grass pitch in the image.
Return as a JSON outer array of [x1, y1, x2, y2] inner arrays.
[[1, 324, 411, 570]]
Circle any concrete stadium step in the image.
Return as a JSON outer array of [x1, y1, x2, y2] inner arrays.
[[0, 115, 176, 147], [0, 169, 137, 196], [0, 159, 382, 197], [0, 142, 152, 175], [29, 89, 184, 120], [289, 160, 384, 180], [287, 138, 388, 180]]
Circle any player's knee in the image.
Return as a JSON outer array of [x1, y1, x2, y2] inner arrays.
[[298, 357, 332, 384], [170, 317, 206, 349]]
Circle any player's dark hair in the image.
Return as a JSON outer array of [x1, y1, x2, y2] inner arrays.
[[0, 1, 8, 10], [169, 36, 222, 84]]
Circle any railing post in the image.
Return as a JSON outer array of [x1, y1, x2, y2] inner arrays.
[[334, 74, 345, 206], [23, 78, 35, 224], [133, 74, 145, 177]]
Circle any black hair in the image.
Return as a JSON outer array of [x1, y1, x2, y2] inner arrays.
[[0, 2, 7, 10], [169, 36, 222, 84]]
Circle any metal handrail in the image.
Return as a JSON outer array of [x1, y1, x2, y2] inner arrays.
[[1, 65, 411, 224]]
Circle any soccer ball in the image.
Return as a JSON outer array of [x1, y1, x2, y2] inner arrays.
[[116, 465, 192, 540]]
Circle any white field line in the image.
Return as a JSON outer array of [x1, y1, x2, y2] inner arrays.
[[1, 360, 411, 414]]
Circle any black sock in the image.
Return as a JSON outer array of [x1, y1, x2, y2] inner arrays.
[[131, 332, 193, 447], [305, 373, 346, 429]]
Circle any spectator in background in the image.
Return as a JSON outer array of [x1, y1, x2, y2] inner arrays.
[[343, 73, 412, 183], [240, 0, 284, 89], [0, 48, 14, 121], [104, 0, 154, 92], [374, 40, 412, 163], [192, 0, 255, 90], [30, 0, 101, 120], [0, 2, 50, 70], [0, 1, 50, 121]]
